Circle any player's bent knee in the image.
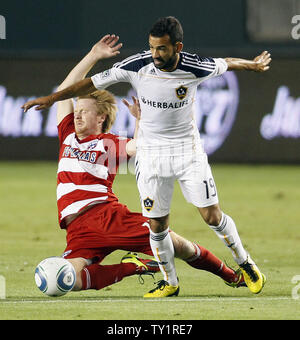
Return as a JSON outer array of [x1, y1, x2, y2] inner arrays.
[[149, 215, 169, 233], [198, 205, 222, 226], [206, 214, 221, 226]]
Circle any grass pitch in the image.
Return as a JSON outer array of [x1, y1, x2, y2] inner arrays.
[[0, 161, 299, 320]]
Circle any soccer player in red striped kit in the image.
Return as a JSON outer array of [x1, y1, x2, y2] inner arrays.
[[27, 34, 246, 295]]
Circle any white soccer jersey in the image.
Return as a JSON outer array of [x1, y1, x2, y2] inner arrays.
[[91, 51, 227, 152]]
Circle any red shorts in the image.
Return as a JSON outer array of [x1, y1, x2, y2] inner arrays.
[[62, 201, 153, 263]]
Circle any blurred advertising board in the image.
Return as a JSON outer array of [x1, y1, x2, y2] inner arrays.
[[0, 58, 299, 163]]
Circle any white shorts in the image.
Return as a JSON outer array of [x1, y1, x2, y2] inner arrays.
[[135, 150, 219, 218]]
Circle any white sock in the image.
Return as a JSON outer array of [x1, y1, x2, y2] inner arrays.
[[149, 227, 178, 286], [210, 212, 248, 265]]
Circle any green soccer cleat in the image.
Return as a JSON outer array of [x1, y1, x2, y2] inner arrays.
[[224, 267, 247, 288], [121, 252, 160, 275], [143, 280, 180, 298], [239, 255, 266, 294]]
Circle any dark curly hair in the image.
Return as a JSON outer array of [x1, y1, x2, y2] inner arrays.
[[149, 16, 183, 45]]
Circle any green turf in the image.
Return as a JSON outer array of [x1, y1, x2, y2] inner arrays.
[[0, 161, 299, 320]]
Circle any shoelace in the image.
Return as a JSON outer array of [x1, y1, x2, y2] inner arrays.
[[138, 272, 155, 285], [146, 280, 168, 293]]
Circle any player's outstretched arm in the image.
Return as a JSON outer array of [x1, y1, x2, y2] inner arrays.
[[58, 34, 122, 92], [22, 78, 95, 113], [22, 34, 123, 113], [56, 35, 123, 124], [225, 51, 271, 72]]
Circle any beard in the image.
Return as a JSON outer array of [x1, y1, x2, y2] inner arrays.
[[153, 53, 178, 71]]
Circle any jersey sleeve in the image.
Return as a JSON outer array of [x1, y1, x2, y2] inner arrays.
[[91, 66, 132, 90], [57, 113, 75, 147], [91, 52, 153, 90], [180, 53, 227, 80], [211, 58, 228, 76], [194, 56, 228, 78]]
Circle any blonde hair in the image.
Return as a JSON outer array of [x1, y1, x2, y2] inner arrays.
[[78, 90, 117, 133]]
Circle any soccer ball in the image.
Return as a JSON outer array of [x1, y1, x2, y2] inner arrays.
[[34, 257, 76, 297]]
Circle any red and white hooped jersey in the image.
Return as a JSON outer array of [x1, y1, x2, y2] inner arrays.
[[57, 113, 130, 229]]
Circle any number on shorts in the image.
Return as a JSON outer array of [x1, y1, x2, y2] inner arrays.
[[203, 178, 217, 199]]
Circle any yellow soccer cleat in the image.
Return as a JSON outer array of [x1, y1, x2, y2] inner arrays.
[[121, 252, 160, 274], [144, 280, 179, 298], [239, 255, 266, 294]]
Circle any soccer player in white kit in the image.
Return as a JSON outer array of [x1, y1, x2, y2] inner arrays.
[[23, 16, 271, 297]]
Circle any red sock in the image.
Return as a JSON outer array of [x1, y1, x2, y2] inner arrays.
[[81, 263, 137, 290], [186, 244, 238, 283]]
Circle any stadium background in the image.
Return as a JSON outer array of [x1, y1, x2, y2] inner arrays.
[[1, 0, 300, 163]]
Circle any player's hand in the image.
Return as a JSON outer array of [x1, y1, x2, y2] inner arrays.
[[22, 95, 54, 112], [90, 34, 123, 60], [253, 51, 271, 72], [122, 96, 141, 120]]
